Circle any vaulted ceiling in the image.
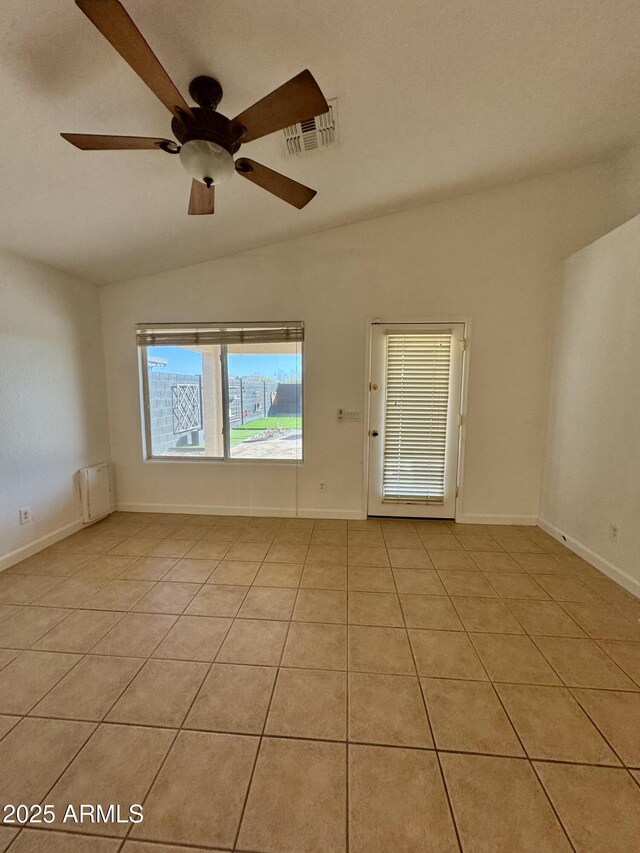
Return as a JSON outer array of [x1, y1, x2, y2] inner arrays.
[[2, 0, 640, 283]]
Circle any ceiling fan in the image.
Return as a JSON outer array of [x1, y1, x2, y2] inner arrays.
[[61, 0, 329, 214]]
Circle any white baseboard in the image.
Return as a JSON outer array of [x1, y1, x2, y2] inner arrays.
[[0, 519, 84, 573], [116, 502, 365, 520], [538, 517, 640, 599], [456, 514, 539, 525]]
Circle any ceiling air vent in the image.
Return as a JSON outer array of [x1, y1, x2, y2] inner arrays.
[[282, 99, 337, 157]]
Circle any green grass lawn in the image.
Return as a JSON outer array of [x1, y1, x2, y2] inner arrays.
[[230, 415, 301, 446]]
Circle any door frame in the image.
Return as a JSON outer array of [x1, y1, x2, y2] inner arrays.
[[362, 316, 472, 521]]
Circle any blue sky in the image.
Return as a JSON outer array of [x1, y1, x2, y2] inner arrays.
[[148, 346, 300, 379]]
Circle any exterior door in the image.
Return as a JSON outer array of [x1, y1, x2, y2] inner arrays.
[[367, 323, 465, 518]]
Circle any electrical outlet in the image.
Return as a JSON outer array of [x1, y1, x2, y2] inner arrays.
[[318, 480, 327, 493], [609, 523, 620, 543], [19, 507, 33, 525]]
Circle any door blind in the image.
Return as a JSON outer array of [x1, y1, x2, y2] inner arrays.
[[382, 333, 452, 505]]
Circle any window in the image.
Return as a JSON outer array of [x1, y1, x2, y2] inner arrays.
[[138, 322, 303, 461]]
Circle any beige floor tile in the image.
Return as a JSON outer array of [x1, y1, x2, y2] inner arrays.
[[217, 618, 288, 665], [349, 625, 414, 674], [598, 640, 640, 685], [133, 581, 201, 615], [492, 534, 543, 554], [282, 622, 347, 670], [107, 659, 208, 727], [383, 529, 423, 549], [392, 569, 446, 595], [266, 668, 347, 739], [442, 753, 571, 852], [133, 731, 258, 848], [225, 542, 270, 562], [535, 762, 640, 853], [184, 584, 247, 617], [468, 551, 523, 572], [512, 552, 566, 573], [208, 560, 260, 585], [348, 566, 396, 592], [154, 616, 232, 662], [0, 649, 19, 671], [293, 588, 347, 622], [349, 672, 432, 747], [349, 744, 457, 853], [238, 737, 346, 853], [348, 591, 403, 626], [439, 571, 497, 597], [471, 633, 561, 685], [505, 599, 585, 637], [456, 533, 502, 552], [76, 554, 137, 579], [485, 572, 549, 600], [185, 663, 276, 733], [184, 541, 232, 561], [496, 683, 618, 764], [47, 723, 175, 836], [307, 544, 348, 566], [0, 575, 62, 605], [584, 575, 639, 605], [92, 612, 176, 657], [534, 636, 637, 689], [253, 561, 304, 588], [0, 650, 81, 714], [31, 654, 143, 721], [7, 829, 120, 852], [312, 527, 348, 547], [162, 559, 218, 583], [0, 714, 20, 739], [108, 537, 160, 557], [424, 678, 522, 755], [265, 542, 309, 563], [347, 546, 389, 567], [387, 548, 432, 569], [531, 573, 605, 602], [401, 594, 463, 630], [79, 580, 155, 611], [561, 602, 640, 641], [410, 630, 487, 679], [0, 604, 21, 623], [452, 597, 524, 634], [347, 530, 385, 548], [421, 534, 464, 551], [572, 688, 640, 767], [275, 528, 313, 546], [300, 564, 347, 590], [31, 576, 109, 608], [115, 556, 177, 581], [237, 586, 296, 620], [0, 717, 95, 805], [33, 609, 123, 653], [147, 539, 193, 559], [0, 606, 70, 648], [236, 527, 276, 544]]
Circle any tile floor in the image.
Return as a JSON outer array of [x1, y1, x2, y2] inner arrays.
[[0, 513, 639, 852]]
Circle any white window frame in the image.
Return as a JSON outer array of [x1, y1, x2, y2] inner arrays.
[[137, 322, 304, 464]]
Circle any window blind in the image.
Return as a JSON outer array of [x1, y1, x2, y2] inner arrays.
[[382, 332, 452, 505], [136, 321, 304, 347]]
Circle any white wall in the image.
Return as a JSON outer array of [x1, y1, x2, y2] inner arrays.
[[540, 214, 640, 595], [100, 161, 620, 521], [0, 251, 110, 568]]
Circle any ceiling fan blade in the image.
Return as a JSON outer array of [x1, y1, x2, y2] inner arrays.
[[61, 133, 174, 150], [188, 179, 215, 215], [75, 0, 193, 118], [231, 70, 328, 143], [235, 158, 316, 209]]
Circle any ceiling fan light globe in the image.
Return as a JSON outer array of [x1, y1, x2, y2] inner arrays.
[[179, 139, 235, 185]]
